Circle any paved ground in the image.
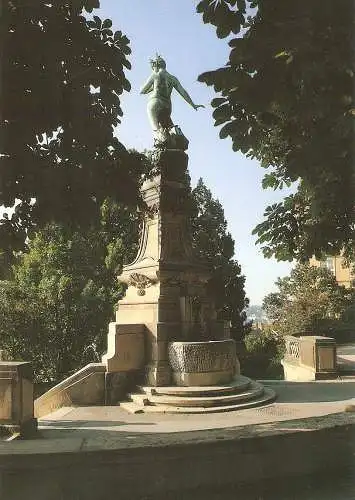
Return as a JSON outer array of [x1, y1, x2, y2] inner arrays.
[[33, 345, 355, 439], [0, 378, 340, 454], [3, 352, 355, 498], [2, 349, 355, 454], [38, 379, 355, 434], [3, 383, 355, 499], [337, 344, 355, 368]]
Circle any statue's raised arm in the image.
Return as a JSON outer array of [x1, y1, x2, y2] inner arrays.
[[140, 54, 204, 150], [172, 78, 205, 111]]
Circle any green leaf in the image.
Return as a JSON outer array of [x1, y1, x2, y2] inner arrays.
[[1, 0, 136, 253], [211, 97, 226, 107], [93, 15, 101, 27], [122, 79, 131, 92], [219, 120, 238, 139], [274, 51, 290, 59], [196, 0, 209, 14], [102, 29, 113, 37], [102, 19, 112, 29], [212, 104, 231, 122], [216, 24, 231, 39], [197, 1, 354, 260], [236, 0, 246, 13], [262, 173, 279, 189]]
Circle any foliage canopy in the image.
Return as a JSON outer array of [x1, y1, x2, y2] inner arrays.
[[197, 0, 354, 261], [191, 178, 249, 340], [1, 1, 144, 261], [262, 263, 355, 337]]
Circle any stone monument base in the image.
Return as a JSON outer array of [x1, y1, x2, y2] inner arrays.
[[120, 375, 276, 414], [168, 340, 239, 386]]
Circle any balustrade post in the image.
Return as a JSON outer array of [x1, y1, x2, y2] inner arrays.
[[282, 335, 337, 381]]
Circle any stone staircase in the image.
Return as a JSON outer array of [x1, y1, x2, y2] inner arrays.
[[120, 375, 276, 414]]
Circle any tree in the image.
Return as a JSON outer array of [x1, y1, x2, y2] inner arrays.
[[262, 263, 355, 337], [0, 201, 139, 383], [1, 1, 145, 262], [191, 178, 249, 340], [197, 0, 354, 262]]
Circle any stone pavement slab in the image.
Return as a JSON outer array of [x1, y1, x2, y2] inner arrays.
[[1, 379, 355, 456], [337, 344, 355, 368], [38, 378, 355, 434]]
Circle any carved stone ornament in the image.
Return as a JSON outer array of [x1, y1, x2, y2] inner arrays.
[[128, 273, 157, 296], [157, 273, 182, 287], [147, 202, 159, 218]]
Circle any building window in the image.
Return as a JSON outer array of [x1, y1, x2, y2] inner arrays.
[[320, 257, 335, 274], [325, 257, 335, 274]]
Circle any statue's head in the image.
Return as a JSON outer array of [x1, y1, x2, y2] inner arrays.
[[150, 54, 166, 71]]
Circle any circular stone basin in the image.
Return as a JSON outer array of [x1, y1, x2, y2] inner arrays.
[[168, 339, 240, 386]]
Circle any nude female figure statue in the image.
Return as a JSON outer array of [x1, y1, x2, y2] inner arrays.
[[140, 55, 204, 145]]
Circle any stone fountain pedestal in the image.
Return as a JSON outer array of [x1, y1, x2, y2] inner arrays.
[[102, 146, 275, 412], [168, 339, 239, 386], [103, 148, 228, 385]]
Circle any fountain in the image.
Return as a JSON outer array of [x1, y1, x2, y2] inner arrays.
[[102, 55, 275, 413]]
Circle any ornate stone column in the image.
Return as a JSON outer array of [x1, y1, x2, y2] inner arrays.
[[113, 150, 210, 384], [103, 148, 229, 386]]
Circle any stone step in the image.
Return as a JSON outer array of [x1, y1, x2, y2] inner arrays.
[[119, 402, 145, 414], [121, 388, 276, 414], [130, 382, 264, 408], [140, 375, 251, 397]]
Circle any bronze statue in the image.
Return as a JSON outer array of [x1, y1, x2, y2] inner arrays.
[[140, 55, 204, 147]]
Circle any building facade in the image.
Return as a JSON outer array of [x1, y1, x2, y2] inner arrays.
[[309, 255, 354, 288]]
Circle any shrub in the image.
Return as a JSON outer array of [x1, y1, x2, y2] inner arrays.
[[241, 329, 285, 379]]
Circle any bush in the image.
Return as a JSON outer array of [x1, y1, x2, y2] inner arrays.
[[241, 329, 285, 379], [316, 304, 355, 344], [0, 225, 123, 383]]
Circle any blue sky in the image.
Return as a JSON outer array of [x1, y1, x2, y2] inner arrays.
[[95, 0, 293, 305]]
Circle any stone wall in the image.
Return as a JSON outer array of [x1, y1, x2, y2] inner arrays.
[[1, 413, 355, 499], [34, 363, 106, 418]]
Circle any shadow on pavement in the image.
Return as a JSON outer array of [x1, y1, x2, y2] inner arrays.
[[268, 381, 355, 403], [38, 420, 156, 428]]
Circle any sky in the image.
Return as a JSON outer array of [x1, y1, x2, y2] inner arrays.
[[93, 0, 293, 305]]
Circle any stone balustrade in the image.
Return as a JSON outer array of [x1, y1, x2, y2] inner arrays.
[[284, 336, 301, 361], [0, 361, 37, 437], [282, 335, 337, 381]]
